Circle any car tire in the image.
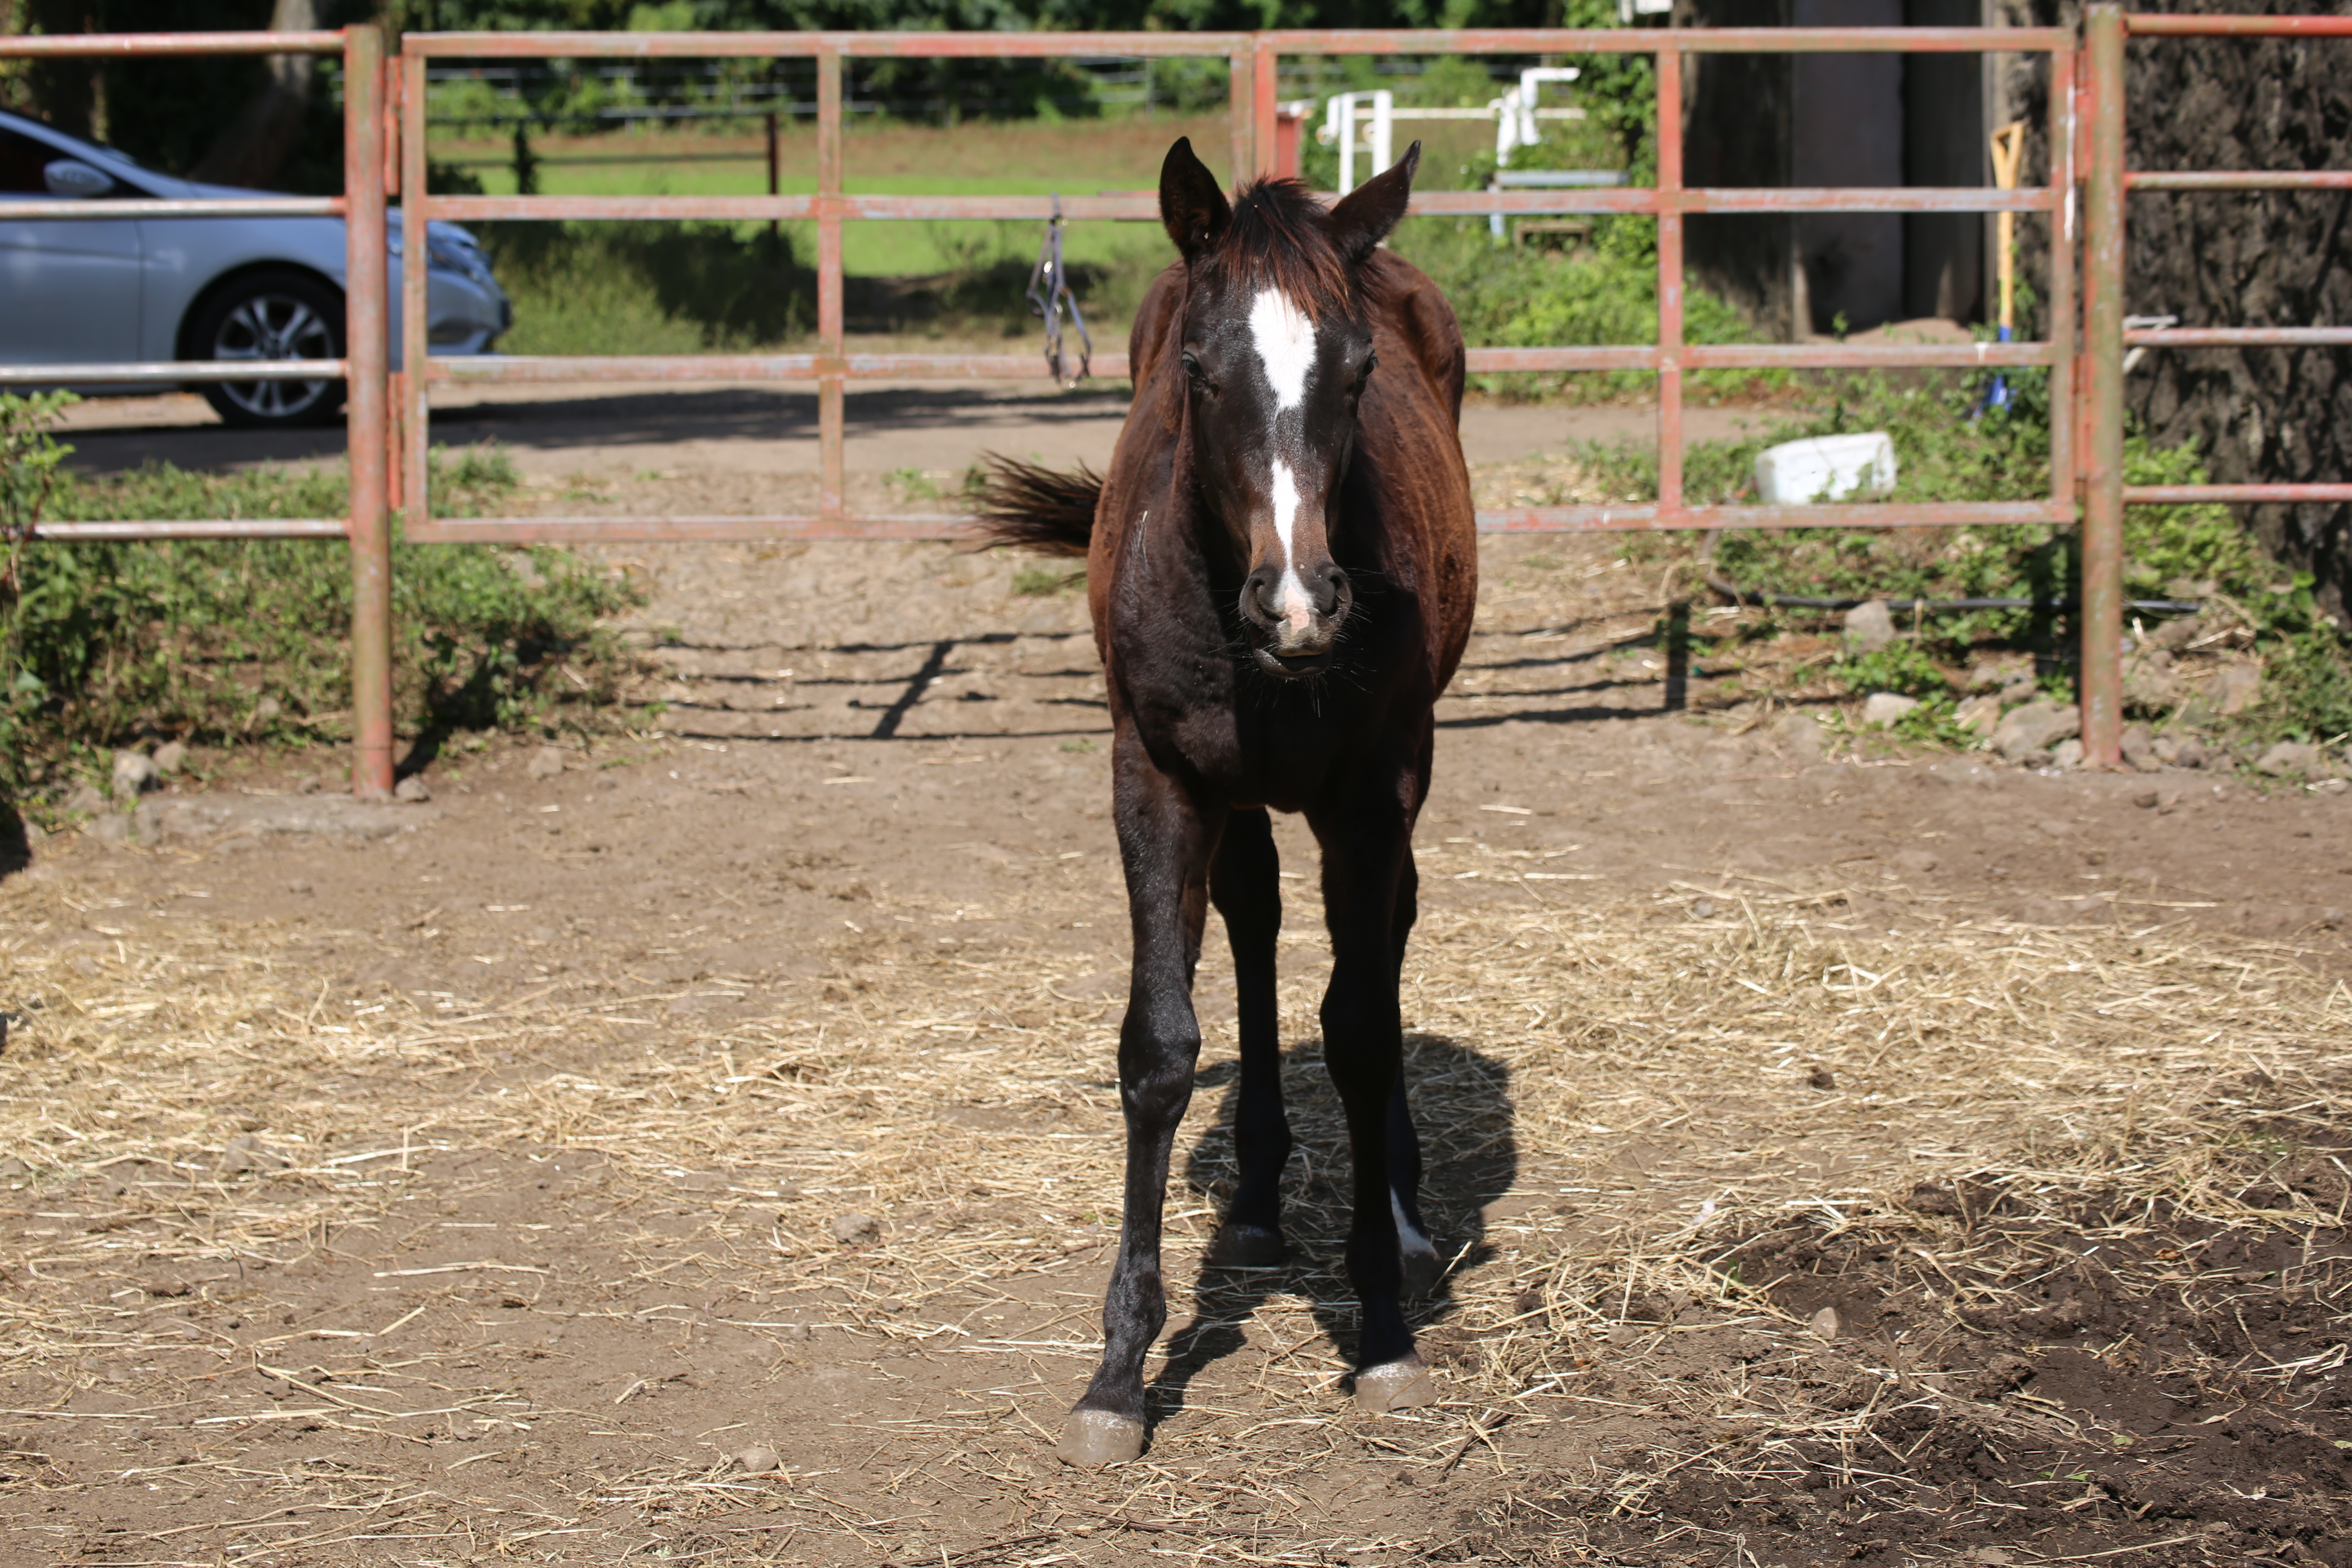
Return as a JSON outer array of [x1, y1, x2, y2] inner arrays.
[[187, 269, 347, 429]]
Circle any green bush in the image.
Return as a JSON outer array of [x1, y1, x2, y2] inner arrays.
[[484, 222, 809, 356], [0, 394, 646, 806], [1393, 218, 1767, 403]]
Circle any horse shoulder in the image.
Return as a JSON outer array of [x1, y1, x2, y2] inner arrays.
[[1359, 256, 1477, 687], [1368, 251, 1468, 428]]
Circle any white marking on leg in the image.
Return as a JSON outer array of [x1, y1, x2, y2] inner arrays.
[[1391, 1189, 1435, 1260]]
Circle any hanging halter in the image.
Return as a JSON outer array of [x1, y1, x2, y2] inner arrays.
[[1027, 193, 1091, 389]]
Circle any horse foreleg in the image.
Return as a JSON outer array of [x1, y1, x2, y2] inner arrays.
[[1385, 849, 1440, 1298], [1059, 736, 1221, 1468], [1205, 806, 1289, 1271], [1312, 788, 1433, 1415]]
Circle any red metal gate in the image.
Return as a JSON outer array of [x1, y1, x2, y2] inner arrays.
[[0, 26, 392, 790], [6, 16, 2346, 794], [2078, 5, 2352, 766]]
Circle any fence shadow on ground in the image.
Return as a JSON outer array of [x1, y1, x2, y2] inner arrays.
[[1150, 1028, 1517, 1427]]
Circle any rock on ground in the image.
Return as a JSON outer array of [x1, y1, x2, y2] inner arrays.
[[111, 751, 158, 799], [1994, 699, 2080, 762], [1861, 691, 1921, 727], [2258, 741, 2322, 777], [1842, 599, 1897, 653]]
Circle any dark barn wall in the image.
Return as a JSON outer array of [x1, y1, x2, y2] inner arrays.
[[1680, 0, 1988, 337], [1902, 0, 1986, 322], [1793, 0, 1907, 332], [1682, 0, 1799, 338], [1996, 0, 2352, 615]]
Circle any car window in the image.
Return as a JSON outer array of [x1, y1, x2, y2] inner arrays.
[[0, 127, 57, 194]]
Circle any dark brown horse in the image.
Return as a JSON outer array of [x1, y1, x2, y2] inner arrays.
[[981, 137, 1477, 1466]]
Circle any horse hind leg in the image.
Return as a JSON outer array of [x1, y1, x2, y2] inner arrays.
[[1204, 807, 1290, 1271], [1388, 1080, 1441, 1299], [1314, 799, 1434, 1417]]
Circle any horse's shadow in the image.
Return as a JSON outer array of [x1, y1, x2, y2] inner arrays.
[[1148, 1030, 1517, 1424]]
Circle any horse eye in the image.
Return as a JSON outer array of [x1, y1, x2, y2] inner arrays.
[[1359, 352, 1378, 384], [1181, 352, 1216, 394]]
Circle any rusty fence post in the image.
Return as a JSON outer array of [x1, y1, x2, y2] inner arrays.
[[2080, 3, 2126, 768], [1653, 39, 1684, 521], [1228, 48, 1252, 187], [1251, 36, 1278, 180], [817, 45, 845, 523], [2047, 39, 2077, 524], [344, 22, 394, 800], [401, 45, 430, 537]]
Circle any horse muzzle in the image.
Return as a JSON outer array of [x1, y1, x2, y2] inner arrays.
[[1240, 561, 1352, 678]]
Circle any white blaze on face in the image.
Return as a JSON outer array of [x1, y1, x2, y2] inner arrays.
[[1267, 459, 1311, 635], [1247, 287, 1318, 632]]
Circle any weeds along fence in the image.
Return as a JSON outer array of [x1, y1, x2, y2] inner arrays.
[[3, 11, 2346, 792]]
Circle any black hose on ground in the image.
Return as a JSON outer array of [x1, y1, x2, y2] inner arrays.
[[1704, 571, 2205, 616]]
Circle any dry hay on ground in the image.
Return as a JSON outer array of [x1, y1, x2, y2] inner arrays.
[[0, 871, 2345, 1564]]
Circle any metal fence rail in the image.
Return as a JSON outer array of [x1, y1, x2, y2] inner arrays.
[[394, 23, 2076, 549], [10, 16, 2344, 797]]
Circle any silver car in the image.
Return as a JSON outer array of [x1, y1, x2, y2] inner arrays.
[[0, 108, 511, 428]]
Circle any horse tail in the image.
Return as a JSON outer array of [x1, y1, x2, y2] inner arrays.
[[973, 455, 1100, 557]]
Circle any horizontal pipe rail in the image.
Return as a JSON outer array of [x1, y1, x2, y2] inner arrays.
[[2126, 12, 2352, 34], [2125, 327, 2352, 348], [1267, 25, 2071, 51], [401, 501, 2082, 545], [425, 352, 1140, 382], [403, 29, 1251, 58], [405, 514, 970, 543], [421, 187, 2056, 226], [2125, 484, 2352, 505], [29, 520, 350, 539], [0, 360, 347, 385], [2, 197, 346, 220], [402, 26, 2069, 58], [1474, 500, 2075, 533], [0, 30, 344, 56], [415, 339, 2060, 387], [2127, 169, 2352, 191]]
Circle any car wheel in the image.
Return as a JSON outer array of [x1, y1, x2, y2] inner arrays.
[[189, 270, 346, 429]]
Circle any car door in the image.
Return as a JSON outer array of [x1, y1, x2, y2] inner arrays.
[[0, 122, 143, 366]]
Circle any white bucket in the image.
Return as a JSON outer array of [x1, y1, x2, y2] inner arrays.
[[1753, 432, 1898, 504]]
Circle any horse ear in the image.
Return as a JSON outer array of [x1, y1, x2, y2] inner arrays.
[[1159, 137, 1231, 263], [1327, 140, 1421, 266]]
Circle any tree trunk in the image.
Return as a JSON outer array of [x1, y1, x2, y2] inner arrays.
[[185, 0, 315, 190]]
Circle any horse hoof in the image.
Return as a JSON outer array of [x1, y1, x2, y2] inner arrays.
[[1203, 1223, 1287, 1270], [1400, 1244, 1442, 1300], [1056, 1410, 1145, 1468], [1354, 1356, 1436, 1414]]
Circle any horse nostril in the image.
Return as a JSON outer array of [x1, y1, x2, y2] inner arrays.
[[1242, 568, 1280, 624], [1312, 565, 1350, 617]]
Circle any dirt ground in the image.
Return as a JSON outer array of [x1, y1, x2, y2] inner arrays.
[[4, 407, 2349, 1566]]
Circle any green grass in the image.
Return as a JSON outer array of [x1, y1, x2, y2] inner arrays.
[[1, 394, 647, 810]]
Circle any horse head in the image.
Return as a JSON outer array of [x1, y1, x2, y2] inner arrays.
[[1157, 135, 1421, 679]]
